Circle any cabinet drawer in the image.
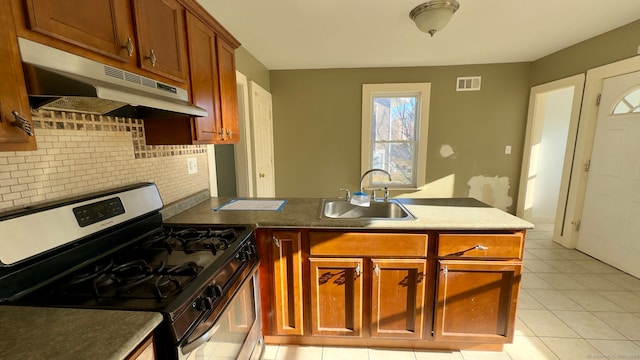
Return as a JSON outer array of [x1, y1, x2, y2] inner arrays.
[[437, 233, 524, 259], [309, 232, 428, 257]]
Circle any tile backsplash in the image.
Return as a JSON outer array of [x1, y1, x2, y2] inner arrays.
[[0, 109, 210, 212]]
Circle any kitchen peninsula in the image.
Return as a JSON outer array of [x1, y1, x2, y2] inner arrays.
[[166, 197, 533, 351]]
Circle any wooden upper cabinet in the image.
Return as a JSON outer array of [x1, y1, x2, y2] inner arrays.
[[186, 12, 220, 144], [133, 0, 188, 83], [216, 37, 239, 143], [1, 0, 37, 151], [433, 260, 521, 343], [371, 259, 426, 339], [310, 258, 363, 337], [23, 0, 136, 63]]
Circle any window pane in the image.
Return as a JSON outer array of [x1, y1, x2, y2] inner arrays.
[[373, 96, 416, 141], [613, 88, 640, 114], [372, 142, 414, 185]]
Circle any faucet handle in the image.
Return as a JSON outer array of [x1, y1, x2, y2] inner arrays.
[[383, 186, 389, 201], [339, 188, 351, 201], [370, 188, 382, 200]]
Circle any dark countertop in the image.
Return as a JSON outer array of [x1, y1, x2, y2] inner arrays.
[[0, 306, 162, 360], [165, 197, 534, 230]]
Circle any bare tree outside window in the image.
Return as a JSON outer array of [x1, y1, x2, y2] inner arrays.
[[361, 83, 430, 190], [371, 96, 418, 185]]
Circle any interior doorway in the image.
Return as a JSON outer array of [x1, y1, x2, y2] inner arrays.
[[234, 71, 254, 197], [517, 74, 585, 245]]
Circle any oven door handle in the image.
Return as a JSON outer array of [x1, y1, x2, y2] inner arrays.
[[181, 323, 221, 355]]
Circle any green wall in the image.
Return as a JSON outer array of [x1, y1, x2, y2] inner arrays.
[[235, 46, 271, 91], [270, 63, 531, 212], [531, 19, 640, 85]]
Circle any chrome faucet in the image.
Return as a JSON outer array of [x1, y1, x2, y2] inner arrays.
[[360, 168, 391, 193]]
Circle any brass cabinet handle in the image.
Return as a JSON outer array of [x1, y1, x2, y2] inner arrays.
[[121, 37, 134, 57], [145, 49, 157, 66], [272, 235, 280, 248], [259, 173, 265, 178], [373, 264, 379, 276], [355, 263, 361, 276], [227, 129, 232, 139], [11, 111, 34, 136]]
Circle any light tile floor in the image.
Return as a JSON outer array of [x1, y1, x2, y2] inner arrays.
[[262, 223, 640, 360]]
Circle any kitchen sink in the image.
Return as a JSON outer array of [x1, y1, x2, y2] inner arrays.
[[319, 199, 416, 220]]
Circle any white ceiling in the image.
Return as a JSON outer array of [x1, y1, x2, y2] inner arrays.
[[196, 0, 640, 70]]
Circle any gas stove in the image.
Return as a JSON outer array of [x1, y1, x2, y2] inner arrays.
[[0, 183, 263, 360]]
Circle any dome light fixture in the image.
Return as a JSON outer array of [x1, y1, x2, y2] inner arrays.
[[409, 0, 460, 37]]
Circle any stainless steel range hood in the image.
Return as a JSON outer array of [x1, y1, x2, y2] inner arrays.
[[18, 37, 207, 119]]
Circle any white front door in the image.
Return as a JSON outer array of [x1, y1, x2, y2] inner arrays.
[[250, 81, 275, 197], [576, 70, 640, 277]]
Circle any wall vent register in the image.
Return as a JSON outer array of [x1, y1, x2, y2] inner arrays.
[[456, 76, 482, 91]]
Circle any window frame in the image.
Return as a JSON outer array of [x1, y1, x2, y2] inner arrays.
[[361, 83, 431, 190]]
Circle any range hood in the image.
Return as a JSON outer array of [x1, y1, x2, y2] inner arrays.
[[17, 37, 207, 119]]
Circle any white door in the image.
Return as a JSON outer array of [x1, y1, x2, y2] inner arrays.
[[576, 70, 640, 278], [250, 81, 275, 197]]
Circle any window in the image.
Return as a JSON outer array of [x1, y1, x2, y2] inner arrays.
[[613, 87, 640, 114], [361, 83, 431, 189]]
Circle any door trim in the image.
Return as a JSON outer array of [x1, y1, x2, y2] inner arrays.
[[517, 74, 584, 247]]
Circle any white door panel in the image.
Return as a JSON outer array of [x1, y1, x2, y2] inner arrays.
[[577, 70, 640, 278], [250, 81, 275, 197]]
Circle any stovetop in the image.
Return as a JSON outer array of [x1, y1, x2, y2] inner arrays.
[[15, 225, 255, 312]]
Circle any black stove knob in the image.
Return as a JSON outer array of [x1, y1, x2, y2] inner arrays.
[[203, 283, 223, 302], [212, 284, 223, 298], [193, 296, 210, 311], [202, 296, 214, 309]]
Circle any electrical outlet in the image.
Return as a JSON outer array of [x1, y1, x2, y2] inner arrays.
[[187, 158, 197, 174], [505, 145, 512, 155]]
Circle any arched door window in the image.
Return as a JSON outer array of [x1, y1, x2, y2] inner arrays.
[[612, 87, 640, 114]]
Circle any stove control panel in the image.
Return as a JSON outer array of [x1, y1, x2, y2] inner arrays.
[[72, 197, 125, 227]]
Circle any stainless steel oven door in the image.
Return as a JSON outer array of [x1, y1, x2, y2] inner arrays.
[[180, 266, 264, 360]]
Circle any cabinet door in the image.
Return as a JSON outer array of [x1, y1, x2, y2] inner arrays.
[[24, 0, 135, 62], [434, 260, 522, 343], [271, 231, 304, 335], [0, 0, 37, 151], [216, 37, 239, 144], [371, 259, 426, 339], [133, 0, 188, 82], [185, 12, 220, 144], [310, 258, 363, 337]]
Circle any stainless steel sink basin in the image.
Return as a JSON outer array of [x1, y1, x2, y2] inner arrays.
[[319, 199, 416, 220]]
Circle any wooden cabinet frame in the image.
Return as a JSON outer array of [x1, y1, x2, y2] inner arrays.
[[260, 228, 524, 352], [433, 260, 522, 343], [0, 0, 37, 151], [9, 0, 242, 148], [23, 0, 135, 62], [309, 257, 363, 337], [271, 231, 304, 335], [371, 259, 426, 339]]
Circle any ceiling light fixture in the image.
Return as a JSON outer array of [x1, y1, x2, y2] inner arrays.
[[409, 0, 460, 37]]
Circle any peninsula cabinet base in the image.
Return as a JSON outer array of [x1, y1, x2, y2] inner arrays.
[[263, 336, 504, 352]]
